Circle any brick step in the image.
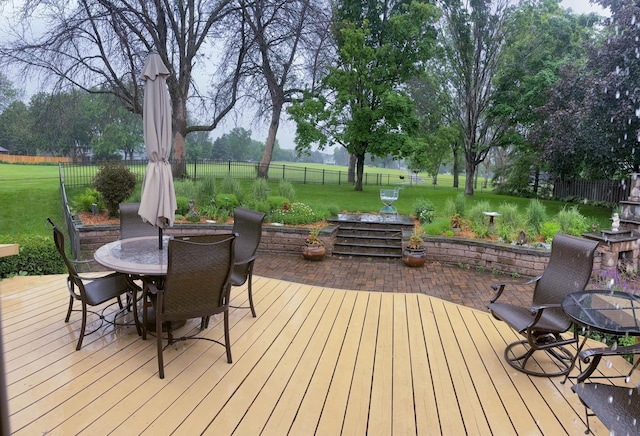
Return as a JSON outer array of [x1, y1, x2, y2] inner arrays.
[[332, 249, 402, 258], [334, 241, 402, 250], [336, 234, 402, 242], [337, 229, 403, 238]]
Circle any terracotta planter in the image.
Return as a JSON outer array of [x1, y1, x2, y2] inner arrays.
[[402, 249, 426, 267], [303, 244, 326, 261]]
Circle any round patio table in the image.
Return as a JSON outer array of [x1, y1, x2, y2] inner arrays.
[[94, 236, 168, 276], [561, 290, 640, 382]]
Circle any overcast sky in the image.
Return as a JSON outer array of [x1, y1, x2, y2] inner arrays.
[[560, 0, 609, 16]]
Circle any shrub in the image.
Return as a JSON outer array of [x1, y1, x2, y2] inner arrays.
[[497, 202, 523, 229], [277, 180, 296, 201], [526, 199, 547, 236], [251, 178, 269, 201], [267, 196, 291, 211], [413, 198, 435, 224], [174, 180, 198, 199], [93, 163, 137, 217], [0, 235, 65, 278], [214, 193, 239, 211], [196, 176, 216, 204], [540, 221, 561, 242], [454, 192, 466, 216], [270, 202, 317, 224], [220, 175, 242, 200], [176, 196, 190, 216], [556, 206, 588, 236], [72, 187, 104, 212]]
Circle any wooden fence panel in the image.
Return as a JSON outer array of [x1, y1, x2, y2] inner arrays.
[[0, 154, 72, 164], [553, 179, 629, 203]]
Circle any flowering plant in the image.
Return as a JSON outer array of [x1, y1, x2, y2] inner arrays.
[[305, 228, 324, 246]]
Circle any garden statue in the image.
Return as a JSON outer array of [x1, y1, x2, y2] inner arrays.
[[612, 212, 620, 232]]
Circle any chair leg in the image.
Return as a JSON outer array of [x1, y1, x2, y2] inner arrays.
[[247, 272, 256, 318], [76, 302, 88, 351], [504, 339, 574, 377], [156, 310, 164, 379], [65, 295, 74, 322], [224, 310, 232, 363]]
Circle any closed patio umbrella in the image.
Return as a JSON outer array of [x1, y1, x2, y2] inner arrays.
[[138, 52, 176, 249]]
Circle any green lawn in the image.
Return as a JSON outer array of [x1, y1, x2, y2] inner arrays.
[[0, 162, 613, 238]]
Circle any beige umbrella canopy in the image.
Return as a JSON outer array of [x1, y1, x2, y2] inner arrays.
[[138, 52, 176, 248]]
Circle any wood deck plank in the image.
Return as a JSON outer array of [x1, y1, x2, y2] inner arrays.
[[391, 294, 417, 435]]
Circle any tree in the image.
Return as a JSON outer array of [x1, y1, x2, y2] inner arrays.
[[0, 101, 34, 154], [437, 0, 511, 196], [491, 0, 597, 193], [236, 0, 332, 178], [0, 0, 245, 176], [289, 1, 439, 190], [0, 74, 21, 113]]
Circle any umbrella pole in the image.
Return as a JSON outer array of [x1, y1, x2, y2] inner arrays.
[[159, 227, 163, 249]]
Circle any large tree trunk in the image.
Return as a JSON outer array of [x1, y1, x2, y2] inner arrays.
[[354, 153, 365, 191], [172, 97, 188, 178], [452, 146, 459, 188], [258, 103, 282, 179], [465, 159, 476, 195], [348, 154, 356, 183]]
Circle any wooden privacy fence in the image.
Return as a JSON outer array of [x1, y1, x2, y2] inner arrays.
[[554, 179, 630, 203], [0, 154, 72, 164]]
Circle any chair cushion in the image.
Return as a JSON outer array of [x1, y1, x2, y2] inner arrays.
[[488, 302, 569, 334], [572, 382, 640, 434]]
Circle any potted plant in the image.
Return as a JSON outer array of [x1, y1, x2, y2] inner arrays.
[[302, 227, 326, 261], [403, 229, 427, 267], [450, 213, 462, 234]]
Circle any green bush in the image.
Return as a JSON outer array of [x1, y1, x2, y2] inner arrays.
[[174, 180, 198, 199], [497, 202, 523, 229], [220, 175, 242, 201], [526, 199, 547, 236], [267, 196, 291, 211], [251, 178, 269, 201], [93, 163, 137, 217], [556, 206, 588, 236], [277, 180, 296, 201], [540, 221, 561, 242], [176, 196, 190, 216], [467, 200, 492, 236], [270, 202, 317, 224], [414, 198, 435, 224], [0, 235, 65, 278], [196, 176, 217, 204], [72, 187, 104, 212], [214, 193, 239, 210]]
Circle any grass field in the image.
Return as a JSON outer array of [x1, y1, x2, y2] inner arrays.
[[0, 162, 613, 238]]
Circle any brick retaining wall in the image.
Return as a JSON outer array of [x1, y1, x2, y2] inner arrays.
[[76, 222, 600, 278]]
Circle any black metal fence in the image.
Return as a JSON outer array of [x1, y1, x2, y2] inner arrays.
[[59, 160, 408, 189]]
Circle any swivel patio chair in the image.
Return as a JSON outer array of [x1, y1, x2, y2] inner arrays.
[[487, 233, 599, 377], [230, 207, 265, 317], [571, 343, 640, 434], [48, 218, 133, 350], [142, 233, 236, 379]]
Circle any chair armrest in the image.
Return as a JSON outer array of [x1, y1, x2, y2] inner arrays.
[[490, 276, 541, 303], [529, 302, 561, 315], [576, 343, 640, 382]]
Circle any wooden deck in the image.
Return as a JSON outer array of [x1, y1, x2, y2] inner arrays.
[[1, 274, 636, 435]]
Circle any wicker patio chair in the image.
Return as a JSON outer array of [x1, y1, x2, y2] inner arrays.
[[487, 233, 599, 376], [571, 343, 640, 434], [119, 202, 158, 239], [230, 207, 266, 317], [48, 218, 133, 350], [142, 233, 236, 379]]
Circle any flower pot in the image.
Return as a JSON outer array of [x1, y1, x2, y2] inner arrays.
[[402, 249, 426, 267], [303, 244, 326, 261]]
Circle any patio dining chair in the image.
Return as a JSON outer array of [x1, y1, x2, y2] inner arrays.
[[142, 233, 236, 379], [487, 233, 599, 377], [119, 202, 158, 239], [230, 207, 265, 317], [48, 218, 133, 350]]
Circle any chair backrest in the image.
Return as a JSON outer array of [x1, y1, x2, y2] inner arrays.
[[232, 208, 266, 265], [533, 233, 599, 308], [48, 217, 85, 292], [162, 234, 236, 322], [120, 202, 158, 239]]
